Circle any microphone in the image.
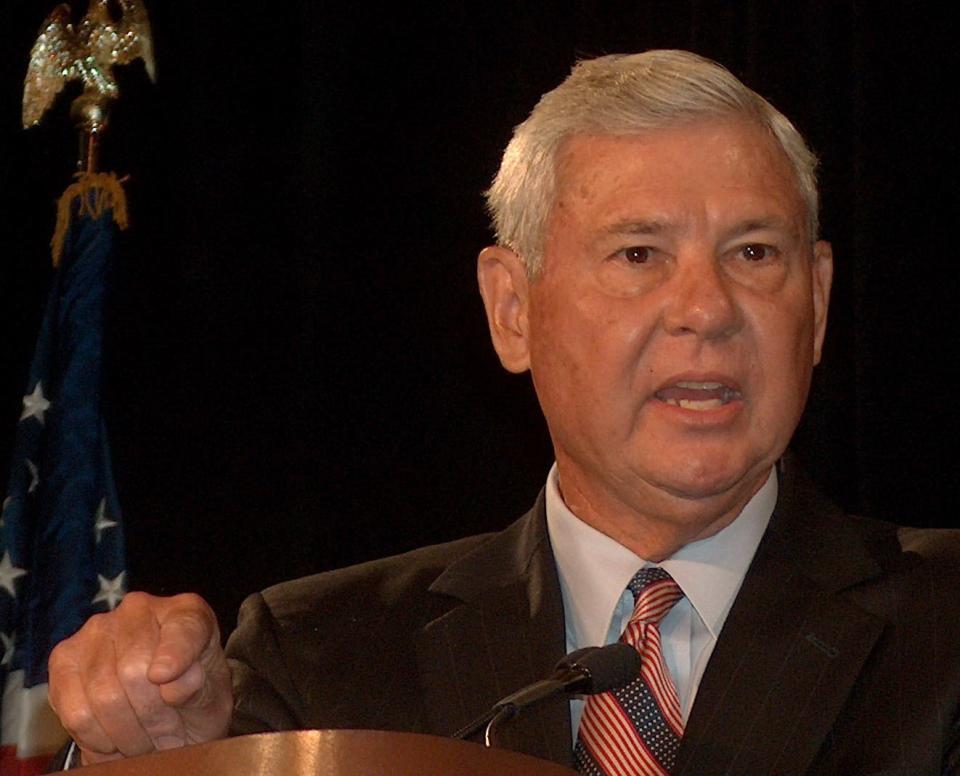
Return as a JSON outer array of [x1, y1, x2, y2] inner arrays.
[[452, 642, 639, 745]]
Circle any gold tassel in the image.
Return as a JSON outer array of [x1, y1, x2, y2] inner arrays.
[[51, 172, 129, 266]]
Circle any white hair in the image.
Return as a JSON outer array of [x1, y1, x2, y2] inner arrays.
[[486, 50, 819, 274]]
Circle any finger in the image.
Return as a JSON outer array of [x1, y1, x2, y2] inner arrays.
[[48, 646, 122, 761], [147, 594, 219, 686], [81, 636, 155, 758]]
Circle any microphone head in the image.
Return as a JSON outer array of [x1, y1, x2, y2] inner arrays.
[[555, 643, 640, 694]]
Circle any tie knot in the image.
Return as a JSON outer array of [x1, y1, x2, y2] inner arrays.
[[626, 567, 683, 625]]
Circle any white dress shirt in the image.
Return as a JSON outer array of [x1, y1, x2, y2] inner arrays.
[[545, 463, 776, 739]]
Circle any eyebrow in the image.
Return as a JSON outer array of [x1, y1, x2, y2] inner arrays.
[[603, 219, 673, 236], [603, 216, 798, 238], [725, 217, 795, 236]]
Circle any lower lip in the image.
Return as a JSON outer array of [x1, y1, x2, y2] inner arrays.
[[650, 396, 744, 426]]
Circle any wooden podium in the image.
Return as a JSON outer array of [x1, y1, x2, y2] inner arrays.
[[71, 730, 579, 774]]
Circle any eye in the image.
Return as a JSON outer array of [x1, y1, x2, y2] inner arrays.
[[622, 246, 652, 264], [738, 243, 775, 261]]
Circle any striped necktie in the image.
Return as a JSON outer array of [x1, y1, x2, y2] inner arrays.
[[574, 567, 685, 776]]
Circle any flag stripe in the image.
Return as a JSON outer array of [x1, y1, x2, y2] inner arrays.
[[581, 704, 642, 776]]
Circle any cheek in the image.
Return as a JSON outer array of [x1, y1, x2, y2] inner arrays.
[[528, 294, 642, 416], [749, 298, 817, 421]]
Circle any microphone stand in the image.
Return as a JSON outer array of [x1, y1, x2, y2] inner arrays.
[[453, 643, 639, 746]]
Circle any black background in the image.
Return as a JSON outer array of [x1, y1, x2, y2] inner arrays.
[[1, 2, 958, 634]]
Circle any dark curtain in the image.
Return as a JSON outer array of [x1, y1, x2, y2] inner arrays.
[[1, 2, 957, 632]]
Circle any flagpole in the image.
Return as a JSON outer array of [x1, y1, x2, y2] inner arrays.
[[70, 93, 108, 175]]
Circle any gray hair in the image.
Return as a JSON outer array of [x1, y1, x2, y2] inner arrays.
[[486, 50, 819, 274]]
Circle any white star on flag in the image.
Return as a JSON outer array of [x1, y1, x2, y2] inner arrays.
[[20, 381, 51, 424], [92, 571, 126, 611], [25, 459, 40, 493], [1, 631, 14, 666], [94, 498, 118, 544], [0, 551, 28, 598]]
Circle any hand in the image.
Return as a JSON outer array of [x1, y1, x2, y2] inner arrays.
[[48, 592, 233, 765]]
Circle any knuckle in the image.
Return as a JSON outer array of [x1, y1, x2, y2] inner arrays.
[[172, 593, 214, 623], [172, 592, 206, 609], [84, 611, 115, 636], [116, 654, 150, 687], [87, 677, 127, 715], [48, 641, 72, 673], [119, 590, 151, 611], [48, 615, 115, 679], [57, 612, 112, 651], [58, 703, 98, 738]]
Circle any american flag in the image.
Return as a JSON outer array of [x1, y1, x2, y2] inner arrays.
[[0, 193, 127, 775]]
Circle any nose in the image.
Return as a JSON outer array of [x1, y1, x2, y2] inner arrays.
[[661, 254, 741, 340]]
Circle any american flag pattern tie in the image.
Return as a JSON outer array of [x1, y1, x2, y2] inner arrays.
[[574, 567, 685, 776]]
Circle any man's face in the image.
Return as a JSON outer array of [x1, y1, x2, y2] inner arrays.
[[479, 119, 832, 552]]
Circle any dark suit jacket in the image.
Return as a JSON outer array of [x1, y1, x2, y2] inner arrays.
[[225, 462, 960, 774]]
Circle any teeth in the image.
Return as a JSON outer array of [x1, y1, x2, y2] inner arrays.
[[674, 381, 723, 389], [663, 398, 725, 410]]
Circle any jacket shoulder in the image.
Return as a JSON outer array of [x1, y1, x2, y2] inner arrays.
[[257, 531, 496, 624], [224, 530, 501, 734]]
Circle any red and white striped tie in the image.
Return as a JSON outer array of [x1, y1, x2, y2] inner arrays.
[[574, 567, 685, 776]]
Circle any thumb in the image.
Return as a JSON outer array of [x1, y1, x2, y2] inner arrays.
[[147, 594, 220, 686]]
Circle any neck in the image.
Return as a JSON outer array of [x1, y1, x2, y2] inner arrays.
[[554, 464, 772, 561]]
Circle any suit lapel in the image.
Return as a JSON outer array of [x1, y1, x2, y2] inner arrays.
[[414, 493, 573, 766], [677, 463, 892, 775]]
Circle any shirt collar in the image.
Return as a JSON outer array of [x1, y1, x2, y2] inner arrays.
[[545, 464, 776, 647]]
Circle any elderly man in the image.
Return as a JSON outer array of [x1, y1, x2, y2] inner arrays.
[[49, 50, 960, 774]]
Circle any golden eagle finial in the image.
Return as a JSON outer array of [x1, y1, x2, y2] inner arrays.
[[22, 0, 156, 130]]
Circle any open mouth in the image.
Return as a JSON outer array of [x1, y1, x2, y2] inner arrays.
[[654, 380, 742, 411]]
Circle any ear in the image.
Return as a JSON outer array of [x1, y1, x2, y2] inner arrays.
[[811, 240, 833, 365], [477, 245, 532, 373]]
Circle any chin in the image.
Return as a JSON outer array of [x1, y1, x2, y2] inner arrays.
[[649, 452, 765, 502]]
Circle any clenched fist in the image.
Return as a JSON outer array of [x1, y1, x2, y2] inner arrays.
[[48, 592, 233, 766]]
